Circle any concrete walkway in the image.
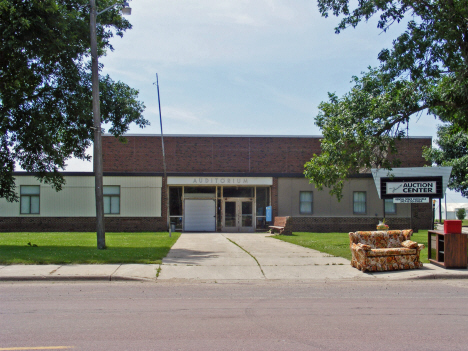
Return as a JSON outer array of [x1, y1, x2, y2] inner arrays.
[[2, 233, 468, 282], [159, 233, 468, 281]]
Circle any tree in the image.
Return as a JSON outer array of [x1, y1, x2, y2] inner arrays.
[[456, 208, 466, 220], [423, 124, 468, 197], [0, 0, 148, 202], [305, 0, 468, 199]]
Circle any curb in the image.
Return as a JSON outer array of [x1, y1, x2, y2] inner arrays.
[[1, 274, 468, 282], [0, 275, 153, 282], [410, 273, 468, 280]]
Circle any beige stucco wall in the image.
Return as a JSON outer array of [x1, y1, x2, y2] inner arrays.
[[0, 175, 162, 217], [278, 177, 411, 217]]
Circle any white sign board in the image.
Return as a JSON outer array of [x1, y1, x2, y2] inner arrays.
[[386, 181, 436, 195], [371, 167, 452, 199], [168, 176, 273, 186], [393, 197, 430, 204]]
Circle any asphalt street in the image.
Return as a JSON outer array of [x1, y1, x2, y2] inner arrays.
[[1, 280, 468, 351]]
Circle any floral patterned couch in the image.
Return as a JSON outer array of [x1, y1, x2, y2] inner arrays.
[[349, 230, 424, 272]]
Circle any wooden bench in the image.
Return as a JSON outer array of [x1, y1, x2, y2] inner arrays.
[[269, 216, 292, 235]]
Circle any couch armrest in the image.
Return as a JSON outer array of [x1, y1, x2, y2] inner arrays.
[[417, 243, 425, 250], [401, 240, 418, 249]]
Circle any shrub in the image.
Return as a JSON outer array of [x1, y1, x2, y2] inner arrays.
[[456, 208, 466, 220]]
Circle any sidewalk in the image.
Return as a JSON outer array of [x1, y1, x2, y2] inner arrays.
[[0, 263, 160, 282], [1, 233, 468, 282]]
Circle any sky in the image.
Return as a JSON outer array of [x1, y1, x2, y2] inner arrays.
[[66, 0, 467, 203]]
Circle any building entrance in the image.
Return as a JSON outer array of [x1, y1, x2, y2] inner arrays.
[[167, 178, 272, 233], [222, 199, 254, 233]]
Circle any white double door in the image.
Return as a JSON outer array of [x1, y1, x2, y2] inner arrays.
[[222, 198, 254, 233]]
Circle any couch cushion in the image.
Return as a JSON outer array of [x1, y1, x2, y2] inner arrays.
[[387, 233, 408, 248], [352, 243, 372, 250], [354, 232, 389, 248], [352, 230, 413, 248], [367, 248, 417, 256]]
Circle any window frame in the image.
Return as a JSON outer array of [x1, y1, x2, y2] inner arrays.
[[103, 185, 121, 215], [20, 185, 40, 215], [353, 191, 367, 215], [299, 191, 313, 215]]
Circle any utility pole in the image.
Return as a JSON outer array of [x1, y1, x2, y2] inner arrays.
[[155, 74, 170, 237], [90, 0, 106, 249], [89, 0, 131, 249]]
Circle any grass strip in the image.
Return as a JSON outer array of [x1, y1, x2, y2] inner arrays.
[[0, 232, 180, 265], [225, 237, 266, 277], [436, 220, 468, 226], [272, 230, 436, 263]]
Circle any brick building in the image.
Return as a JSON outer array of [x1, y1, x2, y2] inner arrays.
[[0, 134, 433, 232]]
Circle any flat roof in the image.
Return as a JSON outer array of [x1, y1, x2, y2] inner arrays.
[[12, 171, 373, 178], [103, 134, 432, 139]]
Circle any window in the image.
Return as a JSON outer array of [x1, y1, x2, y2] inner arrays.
[[256, 187, 270, 229], [103, 186, 120, 214], [385, 199, 396, 214], [223, 187, 254, 198], [20, 185, 40, 214], [300, 191, 313, 214], [169, 187, 183, 216], [169, 187, 183, 231], [256, 187, 270, 216], [353, 192, 366, 214]]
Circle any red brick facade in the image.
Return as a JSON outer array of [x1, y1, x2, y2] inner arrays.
[[100, 135, 433, 232], [290, 216, 430, 233], [0, 217, 166, 232], [102, 135, 431, 174], [291, 217, 413, 233]]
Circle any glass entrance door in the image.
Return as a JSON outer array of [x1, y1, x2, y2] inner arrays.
[[224, 201, 237, 229], [240, 201, 253, 231], [222, 199, 254, 232]]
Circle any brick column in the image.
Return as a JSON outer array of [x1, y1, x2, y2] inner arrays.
[[272, 177, 279, 218], [411, 203, 433, 231]]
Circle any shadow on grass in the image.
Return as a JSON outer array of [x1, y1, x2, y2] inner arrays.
[[0, 245, 175, 265]]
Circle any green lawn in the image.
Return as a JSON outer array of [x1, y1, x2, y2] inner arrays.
[[0, 232, 180, 265], [272, 230, 432, 263], [436, 220, 468, 226]]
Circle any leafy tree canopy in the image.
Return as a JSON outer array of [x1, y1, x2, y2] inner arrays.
[[305, 0, 468, 200], [0, 0, 148, 202], [424, 124, 468, 197]]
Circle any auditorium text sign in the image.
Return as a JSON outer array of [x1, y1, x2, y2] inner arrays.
[[168, 176, 273, 186]]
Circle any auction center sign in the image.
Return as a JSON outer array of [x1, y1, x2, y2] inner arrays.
[[386, 181, 436, 195], [380, 176, 442, 199]]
